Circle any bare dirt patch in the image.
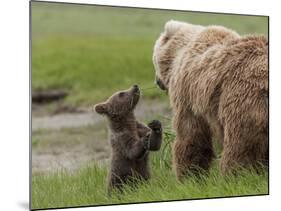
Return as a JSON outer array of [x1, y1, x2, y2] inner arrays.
[[32, 90, 68, 104], [32, 125, 110, 173], [32, 100, 171, 174]]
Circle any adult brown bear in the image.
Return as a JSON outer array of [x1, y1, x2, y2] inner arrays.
[[152, 20, 268, 180]]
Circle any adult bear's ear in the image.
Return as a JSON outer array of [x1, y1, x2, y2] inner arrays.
[[94, 103, 108, 114], [165, 20, 185, 37]]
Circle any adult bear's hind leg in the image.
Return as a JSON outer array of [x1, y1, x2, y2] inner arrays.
[[220, 123, 268, 175]]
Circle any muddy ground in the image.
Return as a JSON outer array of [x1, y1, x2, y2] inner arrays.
[[32, 100, 172, 174]]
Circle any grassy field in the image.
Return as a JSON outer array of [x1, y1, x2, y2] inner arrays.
[[32, 2, 268, 105], [32, 165, 268, 210], [32, 131, 268, 210]]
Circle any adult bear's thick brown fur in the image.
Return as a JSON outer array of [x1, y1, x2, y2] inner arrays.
[[94, 85, 162, 193], [153, 20, 268, 180]]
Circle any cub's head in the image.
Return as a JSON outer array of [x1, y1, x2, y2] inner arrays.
[[153, 20, 204, 91], [94, 85, 140, 118]]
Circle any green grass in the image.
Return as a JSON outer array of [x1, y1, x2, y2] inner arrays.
[[32, 2, 268, 106], [32, 164, 268, 210], [31, 130, 268, 210]]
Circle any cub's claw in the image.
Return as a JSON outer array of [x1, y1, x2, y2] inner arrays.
[[148, 120, 162, 132]]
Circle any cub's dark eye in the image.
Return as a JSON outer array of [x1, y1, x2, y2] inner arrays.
[[119, 92, 125, 97]]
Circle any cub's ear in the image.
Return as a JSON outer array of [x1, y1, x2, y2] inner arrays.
[[94, 103, 107, 114], [165, 20, 185, 37]]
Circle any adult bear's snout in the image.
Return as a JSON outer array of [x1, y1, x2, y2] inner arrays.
[[155, 78, 166, 91]]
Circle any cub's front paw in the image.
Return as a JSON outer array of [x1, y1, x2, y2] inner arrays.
[[148, 120, 162, 133]]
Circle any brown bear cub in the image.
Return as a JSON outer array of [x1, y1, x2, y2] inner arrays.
[[94, 85, 162, 193]]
